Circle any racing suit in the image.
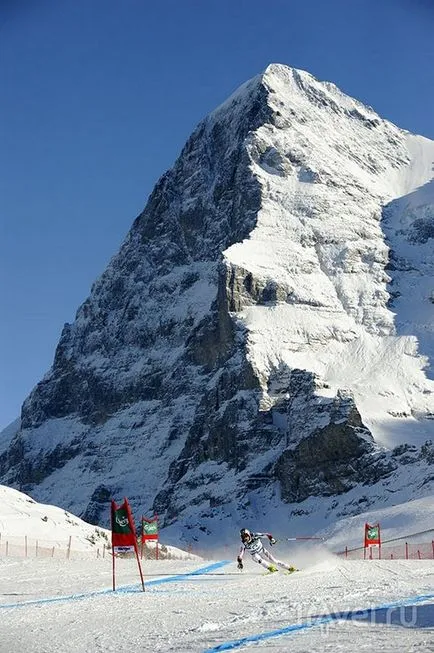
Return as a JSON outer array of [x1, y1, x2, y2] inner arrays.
[[237, 532, 293, 571]]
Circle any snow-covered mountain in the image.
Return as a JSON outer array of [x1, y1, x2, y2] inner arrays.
[[0, 485, 197, 560], [0, 484, 110, 553], [1, 64, 433, 546]]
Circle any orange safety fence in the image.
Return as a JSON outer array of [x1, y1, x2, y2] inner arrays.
[[336, 528, 434, 560], [0, 533, 107, 560]]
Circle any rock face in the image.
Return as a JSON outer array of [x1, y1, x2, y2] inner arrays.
[[1, 64, 433, 545]]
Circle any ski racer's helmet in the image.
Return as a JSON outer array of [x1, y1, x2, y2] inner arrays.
[[240, 528, 251, 543]]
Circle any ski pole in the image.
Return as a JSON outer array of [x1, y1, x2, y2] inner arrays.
[[286, 537, 326, 541]]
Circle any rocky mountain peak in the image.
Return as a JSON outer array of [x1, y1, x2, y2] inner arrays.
[[1, 64, 433, 545]]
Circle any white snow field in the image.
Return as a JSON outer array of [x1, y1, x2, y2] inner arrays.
[[0, 486, 434, 653], [1, 486, 433, 653], [1, 555, 433, 653]]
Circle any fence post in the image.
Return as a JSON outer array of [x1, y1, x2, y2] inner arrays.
[[417, 550, 421, 560], [25, 535, 28, 558], [6, 541, 8, 556], [345, 546, 348, 558], [405, 542, 409, 560], [51, 546, 55, 558], [67, 536, 72, 560]]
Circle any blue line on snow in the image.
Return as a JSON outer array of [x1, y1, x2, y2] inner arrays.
[[119, 561, 232, 592], [0, 560, 231, 610], [204, 592, 434, 653]]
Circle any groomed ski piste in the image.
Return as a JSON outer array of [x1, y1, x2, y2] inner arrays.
[[1, 552, 433, 653]]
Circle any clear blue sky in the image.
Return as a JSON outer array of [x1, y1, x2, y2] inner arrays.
[[1, 0, 433, 431]]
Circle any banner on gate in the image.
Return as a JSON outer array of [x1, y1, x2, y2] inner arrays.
[[364, 522, 381, 548], [111, 499, 137, 554], [142, 516, 158, 541]]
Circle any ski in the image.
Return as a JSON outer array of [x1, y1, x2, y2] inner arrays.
[[262, 568, 300, 575]]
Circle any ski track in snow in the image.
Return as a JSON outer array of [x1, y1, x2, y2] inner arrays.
[[1, 556, 433, 653]]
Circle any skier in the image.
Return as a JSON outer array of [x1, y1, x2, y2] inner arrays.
[[237, 528, 296, 573]]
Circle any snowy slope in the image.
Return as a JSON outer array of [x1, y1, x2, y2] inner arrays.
[[317, 495, 434, 551], [226, 65, 434, 449], [1, 490, 433, 652], [0, 485, 198, 560], [1, 487, 433, 653], [1, 556, 433, 652], [0, 485, 110, 552], [383, 178, 434, 380]]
